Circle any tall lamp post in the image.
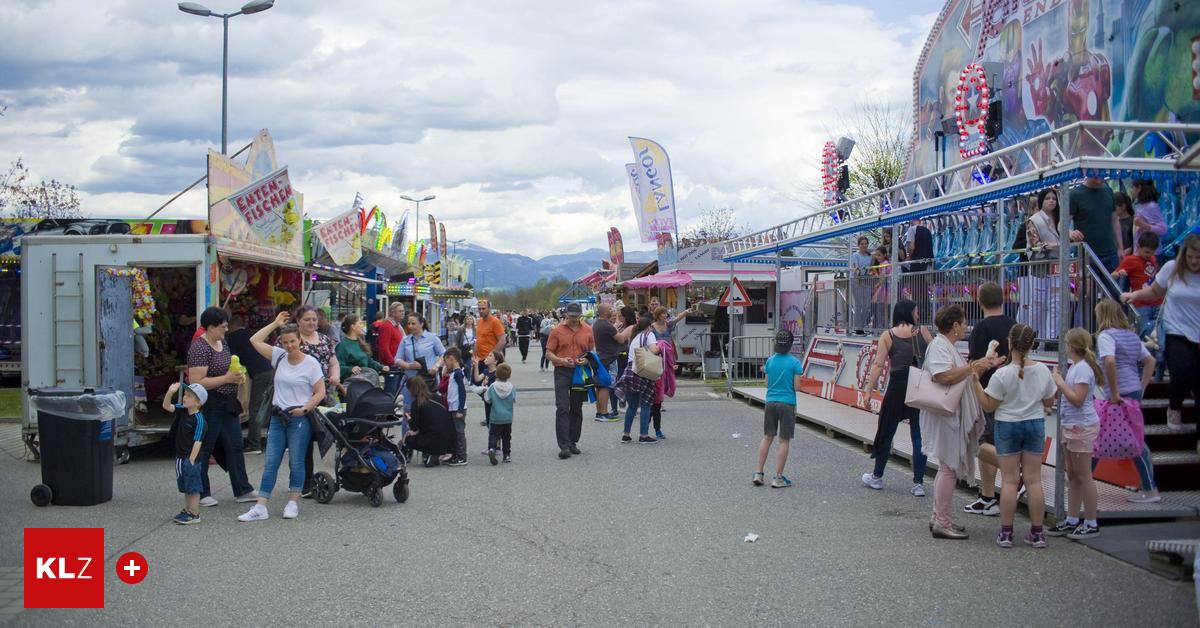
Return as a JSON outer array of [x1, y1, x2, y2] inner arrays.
[[178, 0, 275, 154], [400, 193, 436, 249]]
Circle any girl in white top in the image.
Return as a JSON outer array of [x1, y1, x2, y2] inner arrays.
[[240, 311, 325, 522], [1048, 328, 1104, 539], [970, 324, 1056, 549], [1122, 234, 1200, 437]]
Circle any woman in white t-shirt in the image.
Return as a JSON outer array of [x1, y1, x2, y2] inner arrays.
[[1048, 328, 1104, 539], [1122, 234, 1200, 441], [969, 324, 1056, 549], [239, 312, 326, 522]]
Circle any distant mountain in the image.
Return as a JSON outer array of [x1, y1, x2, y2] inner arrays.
[[455, 244, 655, 291]]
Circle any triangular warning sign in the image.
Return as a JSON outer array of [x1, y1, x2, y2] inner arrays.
[[719, 277, 752, 306]]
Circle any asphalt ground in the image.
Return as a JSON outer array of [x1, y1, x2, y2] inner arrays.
[[1, 347, 1196, 626]]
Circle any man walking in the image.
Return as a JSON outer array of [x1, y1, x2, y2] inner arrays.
[[516, 309, 534, 363], [545, 302, 595, 459], [474, 300, 507, 364], [590, 303, 622, 421]]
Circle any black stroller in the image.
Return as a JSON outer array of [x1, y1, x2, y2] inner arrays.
[[312, 374, 410, 507]]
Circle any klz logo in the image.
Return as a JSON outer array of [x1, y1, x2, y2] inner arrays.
[[24, 528, 104, 608]]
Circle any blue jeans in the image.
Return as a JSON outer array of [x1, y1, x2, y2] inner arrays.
[[995, 418, 1046, 456], [623, 391, 652, 436], [259, 413, 313, 497], [872, 417, 927, 484]]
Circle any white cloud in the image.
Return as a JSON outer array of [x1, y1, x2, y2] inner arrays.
[[0, 0, 939, 257]]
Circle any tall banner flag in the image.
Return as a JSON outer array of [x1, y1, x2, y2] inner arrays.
[[608, 227, 625, 265], [439, 223, 447, 256], [428, 215, 438, 256], [392, 210, 408, 252], [226, 165, 301, 245], [314, 208, 363, 266], [628, 137, 678, 239], [625, 163, 654, 243], [418, 242, 427, 268]]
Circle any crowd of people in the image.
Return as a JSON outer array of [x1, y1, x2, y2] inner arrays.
[[170, 294, 695, 523]]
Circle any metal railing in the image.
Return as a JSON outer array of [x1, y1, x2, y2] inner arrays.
[[726, 335, 777, 394], [699, 331, 729, 381], [722, 121, 1200, 261]]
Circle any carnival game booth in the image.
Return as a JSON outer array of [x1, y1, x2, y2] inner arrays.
[[19, 130, 309, 460], [723, 120, 1200, 518]]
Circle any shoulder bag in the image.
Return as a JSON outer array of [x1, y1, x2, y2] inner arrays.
[[904, 337, 966, 416], [633, 331, 664, 381]]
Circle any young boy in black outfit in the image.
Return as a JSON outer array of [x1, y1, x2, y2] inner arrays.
[[165, 382, 209, 525]]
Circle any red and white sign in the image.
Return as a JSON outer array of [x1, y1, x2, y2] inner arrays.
[[115, 551, 148, 585], [24, 528, 104, 608], [314, 208, 363, 266], [226, 166, 300, 245], [719, 277, 752, 306]]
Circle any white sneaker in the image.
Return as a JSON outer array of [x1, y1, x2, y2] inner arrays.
[[1167, 409, 1184, 432], [861, 473, 884, 490], [910, 483, 926, 497], [199, 496, 219, 507], [282, 501, 299, 519], [237, 504, 269, 522], [1127, 491, 1163, 504]]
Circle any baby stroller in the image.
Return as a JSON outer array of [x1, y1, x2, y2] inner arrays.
[[313, 372, 410, 507]]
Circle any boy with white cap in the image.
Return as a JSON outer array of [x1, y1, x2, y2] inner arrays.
[[164, 382, 209, 525]]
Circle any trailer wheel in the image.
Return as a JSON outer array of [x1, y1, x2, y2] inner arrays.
[[31, 484, 52, 507], [115, 447, 131, 465]]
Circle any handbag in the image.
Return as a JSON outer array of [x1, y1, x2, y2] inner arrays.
[[633, 331, 664, 381], [904, 337, 966, 416], [1093, 398, 1145, 459]]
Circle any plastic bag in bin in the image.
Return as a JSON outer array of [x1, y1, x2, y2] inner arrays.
[[28, 389, 128, 421]]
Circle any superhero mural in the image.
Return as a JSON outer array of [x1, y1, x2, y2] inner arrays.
[[907, 0, 1200, 180]]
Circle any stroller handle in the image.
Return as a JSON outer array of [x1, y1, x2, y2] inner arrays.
[[339, 417, 404, 428]]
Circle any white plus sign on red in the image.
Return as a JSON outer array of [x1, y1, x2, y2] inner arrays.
[[115, 551, 148, 584]]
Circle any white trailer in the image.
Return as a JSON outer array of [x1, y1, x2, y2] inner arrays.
[[21, 234, 210, 461]]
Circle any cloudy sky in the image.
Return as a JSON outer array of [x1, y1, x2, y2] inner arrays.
[[0, 0, 941, 258]]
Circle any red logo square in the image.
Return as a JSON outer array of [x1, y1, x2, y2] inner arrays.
[[23, 528, 104, 608]]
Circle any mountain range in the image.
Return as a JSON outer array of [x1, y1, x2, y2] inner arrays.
[[454, 242, 656, 291]]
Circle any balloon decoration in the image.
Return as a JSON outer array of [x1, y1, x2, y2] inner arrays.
[[820, 141, 841, 208], [106, 267, 156, 326], [955, 62, 990, 159]]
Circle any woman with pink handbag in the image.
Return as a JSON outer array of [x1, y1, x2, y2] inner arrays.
[[1093, 300, 1159, 503], [918, 305, 991, 540]]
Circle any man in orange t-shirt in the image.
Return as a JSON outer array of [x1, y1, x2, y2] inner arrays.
[[546, 302, 595, 458], [474, 300, 507, 363]]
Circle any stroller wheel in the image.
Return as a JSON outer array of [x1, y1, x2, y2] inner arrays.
[[393, 481, 409, 503], [368, 488, 383, 508], [313, 472, 336, 504]]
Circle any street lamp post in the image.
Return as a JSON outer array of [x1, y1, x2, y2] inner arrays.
[[178, 0, 275, 154], [399, 193, 436, 249]]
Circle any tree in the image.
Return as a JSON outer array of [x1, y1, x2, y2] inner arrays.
[[0, 157, 83, 219], [682, 206, 745, 244], [484, 277, 573, 311]]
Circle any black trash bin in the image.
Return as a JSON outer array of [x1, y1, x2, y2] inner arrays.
[[27, 387, 127, 507]]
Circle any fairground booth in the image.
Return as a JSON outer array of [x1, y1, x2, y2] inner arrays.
[[719, 0, 1200, 519], [18, 130, 318, 461]]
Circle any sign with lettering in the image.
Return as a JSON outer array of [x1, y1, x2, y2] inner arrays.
[[225, 166, 301, 246], [314, 208, 363, 266]]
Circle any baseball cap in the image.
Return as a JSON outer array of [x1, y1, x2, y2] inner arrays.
[[565, 302, 582, 315], [773, 330, 795, 354], [185, 383, 208, 406]]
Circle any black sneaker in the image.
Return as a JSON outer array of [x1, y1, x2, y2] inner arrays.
[[423, 456, 439, 468], [447, 457, 467, 467], [620, 434, 633, 443], [558, 449, 571, 459], [569, 445, 581, 455], [488, 450, 498, 466], [638, 436, 658, 444], [962, 497, 999, 516], [503, 455, 512, 463], [301, 488, 315, 499], [1046, 520, 1077, 537], [1067, 524, 1100, 540]]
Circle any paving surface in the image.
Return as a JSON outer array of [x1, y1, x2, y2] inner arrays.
[[0, 347, 1196, 626]]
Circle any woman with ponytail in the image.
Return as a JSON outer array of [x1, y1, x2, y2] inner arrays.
[[335, 314, 389, 383], [970, 323, 1057, 549], [1048, 328, 1104, 539], [1094, 299, 1159, 503]]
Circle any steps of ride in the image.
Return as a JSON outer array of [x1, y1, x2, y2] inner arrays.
[[730, 386, 1199, 519]]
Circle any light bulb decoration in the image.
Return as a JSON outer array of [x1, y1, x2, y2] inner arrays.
[[955, 63, 990, 159]]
